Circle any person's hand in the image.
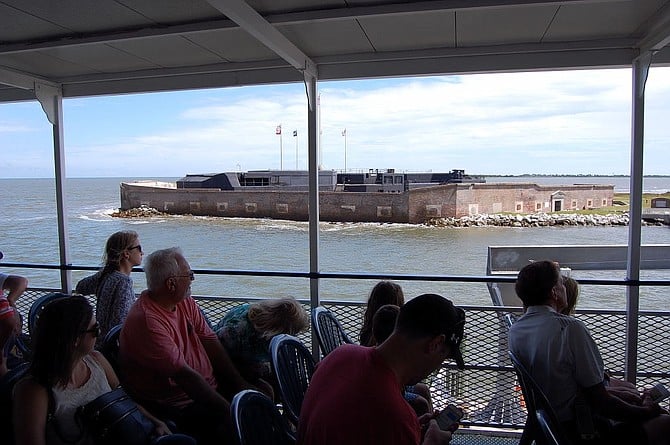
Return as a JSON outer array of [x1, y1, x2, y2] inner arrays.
[[422, 419, 452, 445], [152, 419, 172, 437], [640, 393, 662, 419]]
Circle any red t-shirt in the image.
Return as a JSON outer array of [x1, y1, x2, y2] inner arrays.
[[298, 344, 420, 445], [119, 294, 218, 408]]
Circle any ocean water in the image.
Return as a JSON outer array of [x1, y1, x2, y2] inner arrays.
[[1, 177, 669, 310]]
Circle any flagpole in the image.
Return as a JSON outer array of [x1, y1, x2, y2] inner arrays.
[[280, 129, 283, 170], [342, 128, 347, 172], [294, 130, 298, 170], [276, 124, 283, 170]]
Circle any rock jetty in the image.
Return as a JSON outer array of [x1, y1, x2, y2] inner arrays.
[[111, 205, 167, 218], [426, 212, 638, 227]]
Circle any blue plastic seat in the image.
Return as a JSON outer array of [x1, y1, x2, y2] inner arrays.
[[269, 334, 315, 426], [99, 324, 123, 375], [311, 306, 352, 357], [231, 389, 295, 445]]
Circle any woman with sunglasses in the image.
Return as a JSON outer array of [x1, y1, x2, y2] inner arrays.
[[13, 296, 171, 445], [76, 231, 143, 344]]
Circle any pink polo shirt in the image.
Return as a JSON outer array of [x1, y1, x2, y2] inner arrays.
[[0, 273, 15, 320], [119, 294, 218, 408]]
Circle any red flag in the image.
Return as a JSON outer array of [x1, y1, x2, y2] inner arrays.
[[276, 125, 282, 135]]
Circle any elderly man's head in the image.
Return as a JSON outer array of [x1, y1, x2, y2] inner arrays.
[[144, 247, 194, 301], [515, 260, 566, 310]]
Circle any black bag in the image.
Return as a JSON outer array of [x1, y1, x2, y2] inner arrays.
[[77, 387, 155, 445]]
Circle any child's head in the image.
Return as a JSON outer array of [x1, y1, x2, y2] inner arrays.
[[248, 297, 309, 340], [371, 304, 400, 345], [561, 276, 579, 315]]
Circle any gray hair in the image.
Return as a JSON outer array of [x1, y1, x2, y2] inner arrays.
[[144, 247, 183, 290]]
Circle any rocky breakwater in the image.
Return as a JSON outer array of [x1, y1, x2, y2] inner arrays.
[[427, 212, 639, 227], [111, 205, 167, 218]]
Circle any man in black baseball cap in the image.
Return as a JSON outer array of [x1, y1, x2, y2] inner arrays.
[[299, 293, 466, 445]]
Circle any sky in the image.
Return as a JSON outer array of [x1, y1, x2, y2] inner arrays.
[[0, 66, 669, 178]]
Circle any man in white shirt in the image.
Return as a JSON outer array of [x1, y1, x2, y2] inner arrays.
[[509, 260, 670, 445]]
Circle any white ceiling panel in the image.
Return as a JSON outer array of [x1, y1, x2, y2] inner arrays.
[[110, 35, 225, 68], [187, 29, 280, 62], [0, 3, 69, 41], [0, 0, 150, 34], [114, 0, 223, 23], [457, 5, 556, 47], [545, 1, 669, 41], [359, 11, 456, 52], [42, 44, 161, 74], [277, 20, 373, 57], [0, 0, 668, 101]]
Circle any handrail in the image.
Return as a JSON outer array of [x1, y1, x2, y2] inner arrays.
[[2, 262, 670, 287]]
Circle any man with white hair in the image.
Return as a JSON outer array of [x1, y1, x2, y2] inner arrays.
[[120, 247, 268, 445]]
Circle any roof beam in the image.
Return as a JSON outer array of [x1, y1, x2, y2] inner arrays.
[[0, 0, 624, 56], [204, 0, 317, 79], [0, 66, 58, 90], [636, 1, 670, 52]]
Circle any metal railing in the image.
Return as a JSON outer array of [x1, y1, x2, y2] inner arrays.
[[12, 281, 670, 433]]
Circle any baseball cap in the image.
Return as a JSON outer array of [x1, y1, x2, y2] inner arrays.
[[398, 293, 466, 369]]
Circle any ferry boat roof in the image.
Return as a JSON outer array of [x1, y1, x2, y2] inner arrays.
[[1, 1, 669, 102]]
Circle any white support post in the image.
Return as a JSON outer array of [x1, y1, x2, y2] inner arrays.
[[625, 52, 652, 383], [306, 74, 321, 359]]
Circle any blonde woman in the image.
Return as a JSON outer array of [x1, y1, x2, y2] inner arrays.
[[75, 231, 143, 343], [215, 297, 309, 384]]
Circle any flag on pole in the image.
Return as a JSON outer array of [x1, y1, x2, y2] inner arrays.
[[293, 130, 298, 137], [342, 128, 346, 136], [276, 125, 282, 135]]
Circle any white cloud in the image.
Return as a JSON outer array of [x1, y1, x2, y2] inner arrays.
[[1, 67, 668, 177]]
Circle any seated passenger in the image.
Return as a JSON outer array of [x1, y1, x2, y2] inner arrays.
[[359, 280, 405, 346], [372, 304, 433, 416], [119, 247, 269, 445], [13, 296, 170, 445], [298, 293, 466, 445], [215, 297, 309, 386], [560, 275, 644, 405], [509, 260, 670, 445], [76, 231, 143, 344], [0, 252, 28, 377]]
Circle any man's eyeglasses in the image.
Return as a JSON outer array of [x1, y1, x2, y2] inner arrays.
[[128, 245, 142, 253], [82, 322, 101, 338], [171, 271, 195, 281]]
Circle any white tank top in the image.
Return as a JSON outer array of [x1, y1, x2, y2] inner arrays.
[[47, 354, 112, 445]]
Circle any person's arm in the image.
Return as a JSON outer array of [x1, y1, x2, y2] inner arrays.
[[199, 336, 257, 397], [4, 275, 28, 306], [583, 381, 660, 422], [13, 378, 48, 445], [172, 363, 231, 411]]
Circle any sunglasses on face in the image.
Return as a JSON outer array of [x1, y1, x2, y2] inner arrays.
[[171, 271, 195, 281], [128, 245, 142, 253]]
